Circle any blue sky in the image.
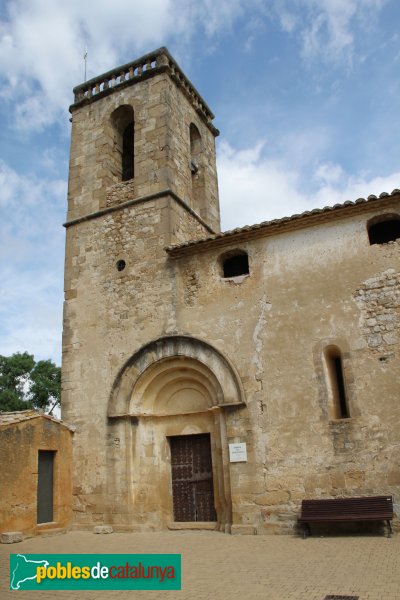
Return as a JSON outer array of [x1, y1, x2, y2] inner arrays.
[[1, 0, 399, 365]]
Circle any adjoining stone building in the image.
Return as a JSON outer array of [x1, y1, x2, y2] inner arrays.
[[0, 411, 73, 538], [62, 47, 400, 534]]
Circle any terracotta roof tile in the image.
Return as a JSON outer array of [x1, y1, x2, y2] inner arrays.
[[166, 188, 400, 256], [0, 410, 75, 431]]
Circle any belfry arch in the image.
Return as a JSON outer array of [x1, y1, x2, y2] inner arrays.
[[106, 336, 245, 531]]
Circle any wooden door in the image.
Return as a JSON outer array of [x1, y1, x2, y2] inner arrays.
[[37, 450, 55, 523], [170, 434, 216, 522]]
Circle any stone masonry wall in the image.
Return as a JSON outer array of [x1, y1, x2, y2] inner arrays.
[[170, 205, 400, 533], [354, 247, 400, 356]]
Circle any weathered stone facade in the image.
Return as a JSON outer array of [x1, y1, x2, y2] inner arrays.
[[0, 411, 73, 538], [62, 47, 400, 534]]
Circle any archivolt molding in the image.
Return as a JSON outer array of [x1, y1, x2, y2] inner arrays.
[[108, 335, 245, 417]]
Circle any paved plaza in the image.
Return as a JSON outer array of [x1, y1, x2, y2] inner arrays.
[[1, 530, 399, 599]]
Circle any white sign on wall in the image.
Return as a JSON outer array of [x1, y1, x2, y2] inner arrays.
[[228, 442, 247, 463]]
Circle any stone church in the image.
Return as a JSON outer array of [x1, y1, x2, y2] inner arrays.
[[62, 47, 400, 534]]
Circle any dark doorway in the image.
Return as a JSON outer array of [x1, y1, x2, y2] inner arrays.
[[169, 434, 216, 522], [37, 450, 55, 523]]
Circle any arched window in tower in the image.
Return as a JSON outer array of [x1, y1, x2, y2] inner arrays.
[[323, 345, 350, 420], [110, 105, 134, 182], [367, 214, 400, 245], [189, 123, 206, 216], [190, 123, 202, 176], [122, 122, 134, 181]]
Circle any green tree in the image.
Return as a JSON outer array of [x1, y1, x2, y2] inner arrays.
[[0, 352, 34, 411], [29, 359, 61, 412], [0, 352, 61, 413]]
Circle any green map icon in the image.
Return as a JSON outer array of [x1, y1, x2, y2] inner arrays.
[[10, 554, 49, 590]]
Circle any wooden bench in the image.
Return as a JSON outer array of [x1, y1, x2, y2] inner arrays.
[[298, 495, 393, 538]]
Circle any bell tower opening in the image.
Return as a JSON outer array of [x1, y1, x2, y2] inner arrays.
[[122, 122, 134, 181], [190, 123, 201, 175], [110, 105, 134, 182], [189, 123, 206, 217]]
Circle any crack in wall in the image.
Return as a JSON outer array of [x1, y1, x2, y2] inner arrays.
[[252, 293, 271, 382]]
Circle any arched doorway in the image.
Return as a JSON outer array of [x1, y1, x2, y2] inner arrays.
[[106, 336, 245, 531]]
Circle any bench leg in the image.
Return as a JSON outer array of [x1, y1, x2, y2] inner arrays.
[[387, 520, 392, 538], [303, 523, 311, 539]]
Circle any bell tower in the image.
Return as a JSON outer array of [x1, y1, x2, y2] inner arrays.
[[66, 47, 220, 234], [62, 48, 221, 529]]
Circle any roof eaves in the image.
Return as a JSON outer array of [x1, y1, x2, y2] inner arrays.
[[0, 410, 75, 432], [165, 189, 400, 257]]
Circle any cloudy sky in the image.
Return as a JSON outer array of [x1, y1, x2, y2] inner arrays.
[[1, 0, 399, 365]]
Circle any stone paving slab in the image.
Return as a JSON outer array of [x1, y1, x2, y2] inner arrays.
[[1, 530, 399, 599]]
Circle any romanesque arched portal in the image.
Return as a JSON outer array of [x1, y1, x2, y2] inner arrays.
[[106, 336, 245, 531]]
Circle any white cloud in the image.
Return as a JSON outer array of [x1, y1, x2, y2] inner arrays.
[[278, 9, 297, 33], [0, 0, 258, 131], [274, 0, 388, 64], [218, 140, 307, 229], [0, 160, 65, 363], [0, 0, 389, 131], [0, 270, 63, 364], [314, 161, 345, 184], [187, 0, 245, 36], [217, 139, 400, 231], [14, 93, 59, 132]]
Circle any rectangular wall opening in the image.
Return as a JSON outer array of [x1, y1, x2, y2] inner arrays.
[[37, 450, 55, 524]]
